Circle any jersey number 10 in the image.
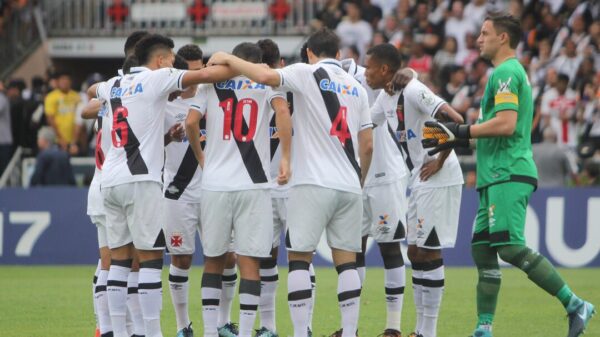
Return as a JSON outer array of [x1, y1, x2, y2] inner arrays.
[[219, 97, 258, 142]]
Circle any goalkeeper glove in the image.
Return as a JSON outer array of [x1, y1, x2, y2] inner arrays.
[[422, 121, 471, 155]]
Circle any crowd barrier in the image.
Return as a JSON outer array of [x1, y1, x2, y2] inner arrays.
[[0, 187, 598, 267]]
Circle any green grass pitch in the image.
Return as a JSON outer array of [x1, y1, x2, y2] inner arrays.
[[0, 266, 598, 337]]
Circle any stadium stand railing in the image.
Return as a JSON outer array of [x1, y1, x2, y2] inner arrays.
[[42, 0, 325, 37], [0, 3, 42, 80]]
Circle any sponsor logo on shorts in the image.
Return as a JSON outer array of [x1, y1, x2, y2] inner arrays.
[[377, 214, 391, 234], [170, 233, 183, 247], [488, 204, 496, 228]]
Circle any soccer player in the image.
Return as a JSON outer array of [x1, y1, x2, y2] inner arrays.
[[185, 42, 292, 337], [85, 97, 113, 337], [375, 51, 465, 337], [90, 34, 237, 337], [207, 28, 374, 337], [349, 44, 410, 337], [421, 15, 596, 337], [162, 46, 204, 337]]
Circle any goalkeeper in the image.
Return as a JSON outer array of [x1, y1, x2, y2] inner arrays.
[[421, 15, 595, 337]]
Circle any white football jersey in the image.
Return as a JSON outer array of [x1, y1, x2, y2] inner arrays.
[[163, 97, 204, 203], [193, 76, 283, 191], [87, 100, 112, 216], [275, 59, 373, 195], [342, 59, 409, 187], [371, 79, 464, 190], [96, 66, 187, 188]]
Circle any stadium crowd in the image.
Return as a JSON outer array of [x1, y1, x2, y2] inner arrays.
[[1, 0, 599, 187]]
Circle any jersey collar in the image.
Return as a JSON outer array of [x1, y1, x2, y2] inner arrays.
[[317, 58, 342, 69], [129, 66, 151, 74]]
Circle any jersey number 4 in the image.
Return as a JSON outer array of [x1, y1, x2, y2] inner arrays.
[[111, 106, 129, 147], [330, 106, 351, 145], [219, 97, 258, 142]]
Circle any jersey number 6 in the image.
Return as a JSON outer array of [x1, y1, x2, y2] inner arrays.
[[219, 97, 258, 142], [111, 106, 129, 148]]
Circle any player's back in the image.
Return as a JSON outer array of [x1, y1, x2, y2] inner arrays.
[[197, 75, 281, 191], [163, 97, 204, 202], [98, 66, 186, 188], [276, 59, 372, 194]]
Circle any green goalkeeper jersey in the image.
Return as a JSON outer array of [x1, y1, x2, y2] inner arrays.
[[476, 57, 538, 189]]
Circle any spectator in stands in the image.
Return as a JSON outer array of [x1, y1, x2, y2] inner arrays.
[[312, 0, 343, 30], [411, 1, 442, 54], [407, 41, 432, 77], [433, 36, 458, 77], [456, 32, 479, 69], [336, 0, 373, 61], [444, 0, 476, 56], [530, 38, 554, 88], [541, 73, 579, 149], [30, 126, 75, 186], [0, 82, 13, 176], [440, 65, 467, 104], [573, 56, 595, 92], [464, 0, 487, 30], [22, 76, 47, 152], [580, 80, 600, 155], [578, 160, 600, 186], [360, 0, 382, 30], [43, 71, 81, 156], [552, 39, 583, 86], [533, 128, 574, 187], [6, 79, 25, 150]]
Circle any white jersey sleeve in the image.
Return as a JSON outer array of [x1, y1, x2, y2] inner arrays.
[[404, 79, 445, 118], [275, 63, 312, 93], [149, 67, 187, 96]]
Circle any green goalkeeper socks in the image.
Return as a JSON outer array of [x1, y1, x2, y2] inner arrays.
[[472, 244, 501, 326], [497, 245, 569, 305]]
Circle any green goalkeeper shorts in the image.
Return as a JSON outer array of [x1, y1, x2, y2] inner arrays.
[[472, 182, 535, 247]]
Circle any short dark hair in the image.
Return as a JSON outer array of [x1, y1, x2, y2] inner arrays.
[[486, 14, 522, 49], [232, 42, 263, 64], [307, 28, 340, 59], [173, 54, 189, 70], [177, 44, 203, 61], [257, 39, 281, 68], [124, 31, 149, 56], [300, 42, 309, 63], [122, 55, 139, 74], [53, 71, 71, 79], [366, 43, 402, 72], [134, 34, 175, 66], [557, 73, 570, 84]]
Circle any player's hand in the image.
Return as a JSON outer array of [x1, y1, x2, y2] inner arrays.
[[277, 157, 291, 185], [420, 158, 443, 181], [386, 67, 417, 95], [168, 123, 185, 142], [207, 52, 231, 67], [422, 121, 471, 155], [168, 90, 183, 102]]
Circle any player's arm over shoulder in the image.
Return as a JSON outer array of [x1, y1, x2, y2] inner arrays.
[[404, 79, 445, 118], [276, 63, 312, 92]]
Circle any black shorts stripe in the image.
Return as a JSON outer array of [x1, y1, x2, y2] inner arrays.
[[93, 275, 98, 284], [421, 279, 445, 288], [392, 219, 406, 240], [240, 304, 258, 311], [312, 67, 361, 178], [424, 227, 441, 248], [107, 280, 128, 288], [338, 288, 361, 302], [261, 275, 279, 282], [95, 285, 107, 293], [109, 79, 149, 176], [138, 282, 162, 290], [288, 289, 312, 301], [152, 229, 166, 249], [165, 146, 199, 200], [385, 286, 405, 295], [202, 298, 220, 306], [169, 274, 189, 283], [127, 287, 138, 294], [213, 85, 268, 184]]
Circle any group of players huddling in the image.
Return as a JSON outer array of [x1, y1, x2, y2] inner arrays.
[[84, 13, 595, 337]]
